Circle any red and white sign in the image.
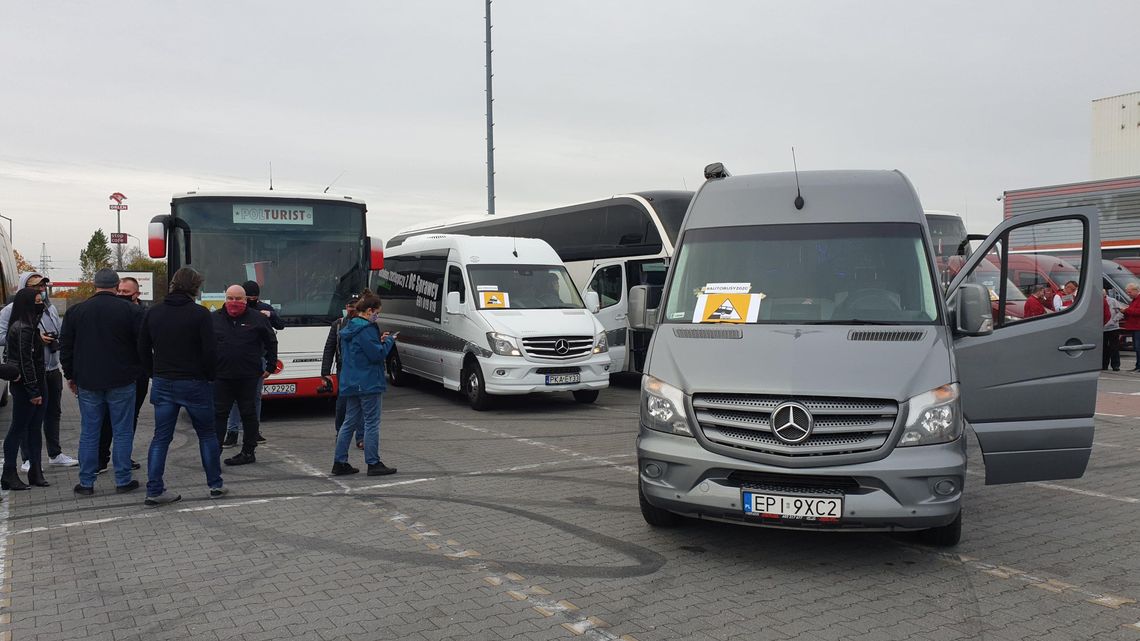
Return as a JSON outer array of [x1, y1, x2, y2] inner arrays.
[[109, 232, 128, 244], [108, 192, 128, 210]]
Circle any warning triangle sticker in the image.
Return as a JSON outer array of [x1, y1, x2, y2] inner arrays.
[[708, 298, 741, 321]]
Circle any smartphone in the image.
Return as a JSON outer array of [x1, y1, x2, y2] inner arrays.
[[390, 331, 400, 339]]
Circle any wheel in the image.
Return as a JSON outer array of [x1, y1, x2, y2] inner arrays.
[[917, 510, 962, 547], [572, 389, 599, 404], [462, 360, 491, 411], [639, 483, 684, 527], [385, 348, 412, 387]]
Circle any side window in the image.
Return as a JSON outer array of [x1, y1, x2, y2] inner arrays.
[[963, 218, 1087, 328], [587, 265, 624, 309], [447, 265, 465, 304]]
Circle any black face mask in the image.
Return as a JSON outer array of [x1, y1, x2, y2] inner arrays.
[[118, 294, 134, 301], [33, 302, 45, 314], [248, 297, 259, 305]]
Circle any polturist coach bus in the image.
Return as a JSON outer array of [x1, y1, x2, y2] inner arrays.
[[388, 191, 693, 373], [148, 191, 384, 399]]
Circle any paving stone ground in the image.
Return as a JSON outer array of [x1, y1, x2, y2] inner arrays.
[[1, 371, 1137, 640]]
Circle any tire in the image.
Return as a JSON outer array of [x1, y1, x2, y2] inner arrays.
[[917, 510, 962, 547], [639, 483, 684, 527], [462, 360, 491, 411], [385, 348, 412, 387], [572, 389, 599, 404]]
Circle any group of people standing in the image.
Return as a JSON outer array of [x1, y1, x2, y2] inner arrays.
[[1, 267, 399, 505], [1, 267, 279, 505]]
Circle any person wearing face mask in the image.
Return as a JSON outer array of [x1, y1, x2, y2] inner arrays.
[[220, 280, 281, 448], [0, 272, 79, 471], [212, 284, 277, 466], [320, 294, 364, 449], [2, 287, 51, 490], [60, 268, 142, 496], [331, 290, 397, 477]]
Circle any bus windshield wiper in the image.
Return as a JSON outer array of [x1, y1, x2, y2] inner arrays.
[[801, 319, 902, 326]]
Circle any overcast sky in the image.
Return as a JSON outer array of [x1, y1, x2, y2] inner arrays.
[[2, 1, 1137, 279]]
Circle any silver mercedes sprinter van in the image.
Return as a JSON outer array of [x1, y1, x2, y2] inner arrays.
[[631, 165, 1101, 545]]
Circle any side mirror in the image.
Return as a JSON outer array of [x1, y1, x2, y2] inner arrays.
[[368, 237, 385, 271], [584, 291, 600, 314], [952, 283, 994, 336], [147, 219, 167, 259], [629, 285, 658, 330], [446, 291, 462, 315]]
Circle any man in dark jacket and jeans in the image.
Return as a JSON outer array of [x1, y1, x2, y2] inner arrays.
[[214, 284, 277, 466], [61, 268, 142, 495], [138, 267, 225, 506], [222, 279, 282, 448]]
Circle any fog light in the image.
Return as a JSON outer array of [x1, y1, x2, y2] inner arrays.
[[494, 369, 507, 377], [604, 364, 611, 372], [934, 479, 957, 496], [643, 463, 662, 478]]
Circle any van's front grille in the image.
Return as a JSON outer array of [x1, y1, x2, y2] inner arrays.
[[522, 336, 594, 360], [692, 393, 897, 458]]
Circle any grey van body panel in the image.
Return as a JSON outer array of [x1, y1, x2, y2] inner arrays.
[[948, 206, 1101, 485]]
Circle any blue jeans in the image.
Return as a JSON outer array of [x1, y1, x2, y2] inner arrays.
[[227, 378, 264, 434], [78, 383, 136, 488], [335, 393, 364, 443], [334, 394, 382, 465], [148, 377, 222, 496]]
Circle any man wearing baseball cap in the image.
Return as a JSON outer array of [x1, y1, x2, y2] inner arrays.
[[60, 268, 143, 495]]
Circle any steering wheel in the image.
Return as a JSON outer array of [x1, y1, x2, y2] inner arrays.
[[835, 288, 902, 316]]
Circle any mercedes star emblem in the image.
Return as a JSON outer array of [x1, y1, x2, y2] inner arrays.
[[770, 402, 814, 444], [554, 339, 570, 355]]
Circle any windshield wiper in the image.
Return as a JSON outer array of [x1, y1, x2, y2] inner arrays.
[[801, 319, 903, 326]]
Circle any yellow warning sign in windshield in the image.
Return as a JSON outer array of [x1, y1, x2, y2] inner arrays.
[[480, 291, 510, 309], [693, 293, 762, 323]]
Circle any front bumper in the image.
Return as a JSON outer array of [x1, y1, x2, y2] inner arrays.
[[482, 353, 612, 395], [637, 427, 965, 531]]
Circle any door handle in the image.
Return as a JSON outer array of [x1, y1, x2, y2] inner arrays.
[[1057, 343, 1096, 352], [615, 314, 627, 321]]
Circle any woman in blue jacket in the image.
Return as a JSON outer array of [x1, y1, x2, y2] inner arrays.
[[331, 291, 397, 476]]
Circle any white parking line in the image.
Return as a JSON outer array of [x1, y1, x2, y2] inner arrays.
[[965, 469, 1140, 504]]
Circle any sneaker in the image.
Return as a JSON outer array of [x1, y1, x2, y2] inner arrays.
[[367, 462, 397, 476], [131, 460, 141, 471], [255, 433, 267, 444], [331, 462, 359, 476], [19, 460, 29, 473], [209, 486, 229, 499], [96, 465, 109, 475], [115, 480, 140, 494], [49, 453, 79, 467], [224, 452, 256, 466], [222, 432, 239, 449], [144, 492, 182, 508], [73, 484, 94, 496]]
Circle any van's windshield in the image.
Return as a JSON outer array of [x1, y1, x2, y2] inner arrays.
[[467, 264, 585, 310], [662, 223, 940, 325]]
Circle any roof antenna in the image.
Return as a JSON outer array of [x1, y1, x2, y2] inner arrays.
[[323, 170, 345, 194], [269, 162, 274, 191], [791, 147, 804, 210]]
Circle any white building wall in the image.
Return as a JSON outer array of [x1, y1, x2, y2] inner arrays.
[[1092, 91, 1140, 179]]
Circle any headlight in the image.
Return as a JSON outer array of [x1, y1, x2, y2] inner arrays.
[[898, 384, 961, 447], [593, 332, 609, 354], [487, 332, 522, 357], [641, 375, 692, 437]]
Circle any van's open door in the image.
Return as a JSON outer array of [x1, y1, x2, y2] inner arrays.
[[948, 207, 1100, 485]]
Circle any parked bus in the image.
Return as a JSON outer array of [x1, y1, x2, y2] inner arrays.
[[147, 191, 384, 399], [387, 190, 693, 373]]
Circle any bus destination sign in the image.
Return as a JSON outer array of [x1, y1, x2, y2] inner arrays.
[[233, 204, 314, 225]]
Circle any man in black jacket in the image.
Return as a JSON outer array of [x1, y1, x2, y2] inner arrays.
[[221, 279, 282, 448], [214, 283, 277, 466], [138, 267, 225, 507], [60, 268, 142, 496]]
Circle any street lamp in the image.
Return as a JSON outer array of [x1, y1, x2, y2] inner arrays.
[[125, 233, 143, 255], [0, 213, 11, 242]]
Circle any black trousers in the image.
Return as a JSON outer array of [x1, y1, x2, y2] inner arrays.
[[1104, 329, 1122, 370], [21, 368, 62, 460], [5, 383, 44, 477], [98, 376, 149, 469], [214, 377, 260, 454]]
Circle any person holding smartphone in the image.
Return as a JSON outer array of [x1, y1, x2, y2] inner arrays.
[[331, 290, 397, 477]]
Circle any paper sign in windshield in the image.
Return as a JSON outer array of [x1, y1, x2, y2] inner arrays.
[[200, 293, 225, 312], [233, 204, 314, 225], [476, 285, 499, 291], [702, 282, 752, 295], [480, 291, 510, 309], [693, 293, 762, 323]]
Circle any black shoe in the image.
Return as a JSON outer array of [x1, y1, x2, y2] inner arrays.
[[131, 460, 141, 471], [73, 484, 94, 496], [116, 480, 140, 494], [367, 462, 397, 476], [255, 433, 267, 444], [27, 469, 50, 487], [222, 433, 239, 449], [224, 452, 256, 466], [2, 474, 30, 491], [331, 462, 359, 476], [96, 465, 109, 475], [1114, 367, 1121, 371]]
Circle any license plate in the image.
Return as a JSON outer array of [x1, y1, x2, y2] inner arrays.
[[545, 373, 581, 385], [262, 383, 296, 395], [743, 491, 843, 521]]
